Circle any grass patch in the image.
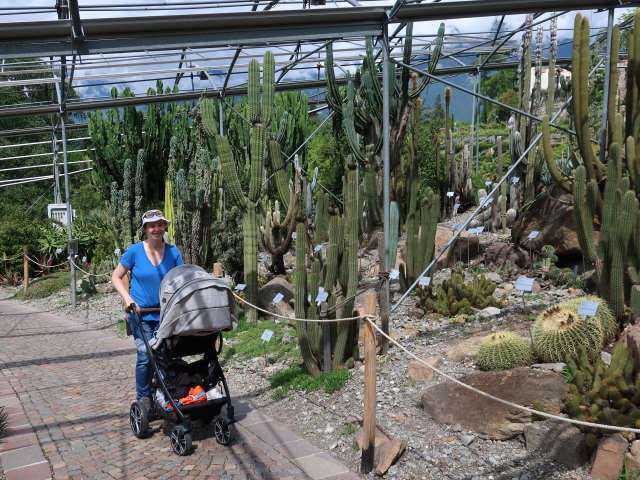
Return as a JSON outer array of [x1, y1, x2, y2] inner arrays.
[[269, 367, 351, 400], [117, 318, 128, 337], [15, 270, 71, 300], [221, 315, 298, 364]]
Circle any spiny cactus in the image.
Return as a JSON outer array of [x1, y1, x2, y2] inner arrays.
[[417, 266, 499, 316], [476, 331, 533, 371], [201, 52, 277, 322], [531, 296, 617, 363], [563, 343, 640, 443]]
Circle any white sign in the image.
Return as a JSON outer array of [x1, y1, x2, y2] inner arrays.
[[453, 203, 460, 210], [578, 301, 600, 317], [235, 284, 246, 291], [514, 276, 535, 292], [528, 231, 540, 240], [452, 224, 463, 232], [292, 232, 297, 239], [55, 248, 62, 254], [307, 295, 312, 302], [114, 248, 121, 255], [261, 329, 274, 342], [363, 211, 367, 217], [318, 286, 325, 293], [482, 197, 494, 206], [468, 226, 484, 235], [485, 180, 493, 187], [389, 269, 400, 280], [418, 276, 431, 286], [314, 244, 323, 252], [512, 177, 520, 184], [272, 293, 284, 304], [82, 256, 87, 263], [316, 291, 329, 303], [447, 191, 455, 198]]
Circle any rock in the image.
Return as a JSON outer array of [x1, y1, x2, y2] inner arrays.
[[257, 277, 295, 316], [374, 438, 407, 476], [420, 368, 569, 440], [531, 363, 566, 373], [530, 280, 541, 294], [618, 324, 640, 371], [523, 419, 589, 468], [625, 440, 640, 478], [484, 272, 502, 284], [434, 229, 480, 267], [355, 424, 390, 450], [511, 189, 588, 256], [459, 434, 475, 446], [477, 306, 501, 318], [591, 434, 628, 480], [483, 242, 529, 269], [95, 282, 115, 294], [445, 336, 484, 362], [283, 252, 295, 270], [406, 357, 441, 382], [601, 351, 612, 366]]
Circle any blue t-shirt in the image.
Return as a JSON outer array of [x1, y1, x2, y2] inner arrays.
[[120, 242, 184, 321]]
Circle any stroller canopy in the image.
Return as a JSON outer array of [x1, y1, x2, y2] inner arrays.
[[149, 265, 237, 350]]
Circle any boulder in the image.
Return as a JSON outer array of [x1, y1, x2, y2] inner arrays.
[[523, 419, 589, 468], [257, 277, 295, 317], [354, 424, 406, 476], [444, 336, 484, 362], [618, 324, 640, 371], [434, 229, 480, 267], [406, 357, 441, 382], [512, 190, 590, 256], [420, 367, 569, 440], [591, 434, 628, 480], [483, 242, 529, 269], [625, 440, 640, 478]]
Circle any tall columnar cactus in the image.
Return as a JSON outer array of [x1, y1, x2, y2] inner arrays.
[[543, 13, 640, 320], [202, 52, 275, 322], [324, 22, 445, 225], [294, 161, 360, 374]]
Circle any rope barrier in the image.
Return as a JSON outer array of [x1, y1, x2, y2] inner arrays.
[[364, 317, 640, 434], [69, 259, 112, 278], [230, 289, 371, 324], [25, 255, 69, 269]]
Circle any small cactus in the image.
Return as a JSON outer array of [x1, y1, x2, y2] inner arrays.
[[476, 331, 533, 371]]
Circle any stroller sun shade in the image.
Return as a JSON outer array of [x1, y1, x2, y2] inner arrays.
[[149, 264, 237, 350]]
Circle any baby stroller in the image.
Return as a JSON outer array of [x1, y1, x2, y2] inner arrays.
[[127, 264, 238, 455]]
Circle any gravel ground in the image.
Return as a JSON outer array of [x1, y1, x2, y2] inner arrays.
[[0, 250, 595, 480]]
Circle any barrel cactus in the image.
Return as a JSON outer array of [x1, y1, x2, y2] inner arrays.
[[531, 296, 617, 362], [477, 331, 533, 371]]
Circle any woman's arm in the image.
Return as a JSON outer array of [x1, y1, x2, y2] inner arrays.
[[112, 263, 139, 313]]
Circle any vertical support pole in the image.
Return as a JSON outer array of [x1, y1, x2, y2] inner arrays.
[[470, 72, 477, 174], [599, 8, 615, 164], [360, 301, 377, 473], [54, 80, 76, 309], [51, 128, 61, 204], [219, 98, 224, 136], [23, 246, 29, 294], [475, 72, 481, 174], [381, 24, 391, 352]]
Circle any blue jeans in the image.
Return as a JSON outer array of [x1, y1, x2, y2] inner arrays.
[[128, 316, 159, 400]]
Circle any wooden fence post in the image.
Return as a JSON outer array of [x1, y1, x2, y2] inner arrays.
[[361, 290, 378, 473], [23, 245, 29, 293], [213, 262, 223, 278]]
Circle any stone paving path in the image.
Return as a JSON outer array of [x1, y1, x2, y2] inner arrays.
[[0, 297, 361, 480]]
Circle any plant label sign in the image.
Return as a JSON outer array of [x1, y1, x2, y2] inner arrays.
[[453, 203, 460, 210], [314, 244, 323, 252], [315, 291, 329, 303], [528, 231, 540, 240], [272, 293, 284, 305], [482, 197, 494, 206], [578, 301, 599, 318], [447, 191, 454, 198], [514, 276, 535, 292], [512, 176, 520, 184], [389, 269, 399, 280], [292, 232, 297, 239], [114, 248, 121, 255], [261, 329, 274, 342], [235, 283, 246, 291], [418, 276, 431, 286], [474, 226, 485, 234], [362, 211, 367, 217], [82, 256, 87, 263], [485, 180, 493, 187], [55, 248, 62, 254]]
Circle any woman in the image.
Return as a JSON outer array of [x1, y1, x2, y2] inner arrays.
[[112, 209, 184, 404]]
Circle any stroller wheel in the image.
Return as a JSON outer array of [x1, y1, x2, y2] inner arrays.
[[170, 425, 192, 456], [130, 401, 149, 439], [213, 418, 235, 446]]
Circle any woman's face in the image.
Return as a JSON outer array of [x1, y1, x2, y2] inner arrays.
[[144, 220, 166, 240]]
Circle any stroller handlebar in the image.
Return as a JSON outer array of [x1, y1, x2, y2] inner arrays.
[[124, 304, 161, 314]]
